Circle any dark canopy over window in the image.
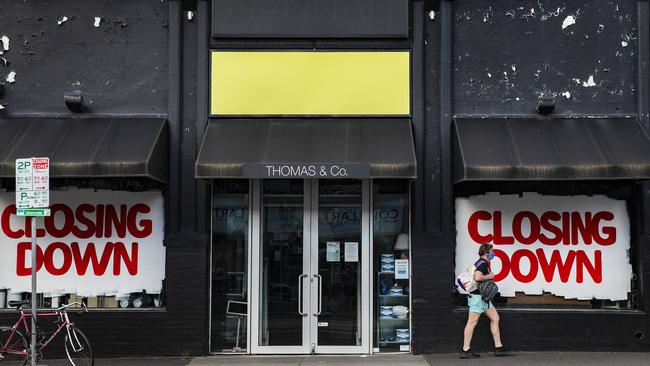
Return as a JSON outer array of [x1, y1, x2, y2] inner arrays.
[[453, 118, 650, 183], [195, 119, 417, 179], [0, 117, 168, 182]]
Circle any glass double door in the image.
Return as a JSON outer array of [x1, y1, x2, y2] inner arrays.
[[251, 179, 370, 354]]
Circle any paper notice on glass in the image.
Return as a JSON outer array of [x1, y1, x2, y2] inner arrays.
[[344, 242, 359, 262], [326, 242, 340, 262], [395, 259, 409, 279]]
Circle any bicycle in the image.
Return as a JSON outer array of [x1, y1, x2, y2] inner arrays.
[[0, 300, 93, 366]]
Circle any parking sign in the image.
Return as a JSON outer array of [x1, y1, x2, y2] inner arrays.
[[15, 157, 50, 213]]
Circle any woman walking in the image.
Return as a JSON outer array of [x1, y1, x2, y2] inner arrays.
[[461, 243, 511, 358]]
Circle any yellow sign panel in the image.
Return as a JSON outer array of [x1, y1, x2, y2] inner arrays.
[[211, 51, 410, 115]]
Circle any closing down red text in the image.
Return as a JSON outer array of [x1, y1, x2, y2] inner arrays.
[[467, 210, 616, 284], [1, 203, 152, 277]]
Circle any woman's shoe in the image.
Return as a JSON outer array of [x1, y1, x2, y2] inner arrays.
[[460, 349, 481, 359]]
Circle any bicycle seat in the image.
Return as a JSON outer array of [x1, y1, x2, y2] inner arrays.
[[8, 300, 30, 308]]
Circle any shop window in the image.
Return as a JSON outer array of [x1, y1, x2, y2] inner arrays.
[[211, 180, 249, 352], [453, 182, 640, 311], [0, 184, 166, 310], [373, 180, 411, 352]]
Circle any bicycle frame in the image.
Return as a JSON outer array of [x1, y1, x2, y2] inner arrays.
[[1, 307, 75, 358]]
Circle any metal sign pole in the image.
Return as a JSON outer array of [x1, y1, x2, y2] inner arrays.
[[16, 157, 49, 366], [31, 215, 36, 366]]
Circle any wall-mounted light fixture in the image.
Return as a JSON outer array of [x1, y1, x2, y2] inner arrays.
[[64, 91, 85, 113], [536, 97, 556, 114]]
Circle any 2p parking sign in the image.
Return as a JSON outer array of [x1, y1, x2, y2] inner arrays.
[[15, 157, 50, 214]]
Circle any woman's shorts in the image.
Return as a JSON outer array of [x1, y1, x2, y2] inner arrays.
[[468, 294, 492, 314]]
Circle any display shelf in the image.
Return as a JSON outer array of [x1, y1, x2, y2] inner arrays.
[[378, 340, 410, 345], [378, 317, 409, 322], [379, 294, 408, 298], [376, 270, 410, 352]]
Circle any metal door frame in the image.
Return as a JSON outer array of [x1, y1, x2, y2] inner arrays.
[[250, 179, 312, 354], [249, 179, 371, 355], [310, 179, 371, 354]]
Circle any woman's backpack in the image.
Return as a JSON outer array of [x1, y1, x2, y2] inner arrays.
[[479, 279, 499, 303]]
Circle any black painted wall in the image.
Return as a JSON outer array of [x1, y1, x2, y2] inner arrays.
[[0, 0, 649, 358], [453, 0, 638, 115], [409, 0, 650, 354], [0, 0, 168, 115], [0, 0, 208, 358]]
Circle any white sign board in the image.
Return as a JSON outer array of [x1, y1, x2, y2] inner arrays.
[[344, 242, 359, 262], [455, 193, 632, 301], [326, 241, 340, 262], [0, 189, 165, 297], [15, 157, 49, 209], [395, 259, 409, 279]]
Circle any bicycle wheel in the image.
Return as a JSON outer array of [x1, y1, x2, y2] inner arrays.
[[0, 326, 28, 363], [64, 326, 93, 366]]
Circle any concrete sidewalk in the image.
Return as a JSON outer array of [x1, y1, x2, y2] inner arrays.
[[424, 352, 650, 365], [189, 354, 428, 366], [8, 353, 650, 365]]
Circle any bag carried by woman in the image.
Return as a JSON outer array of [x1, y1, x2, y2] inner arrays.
[[478, 279, 499, 303]]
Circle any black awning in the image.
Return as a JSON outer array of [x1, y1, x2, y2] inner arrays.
[[195, 119, 417, 179], [453, 118, 650, 183], [0, 117, 168, 182]]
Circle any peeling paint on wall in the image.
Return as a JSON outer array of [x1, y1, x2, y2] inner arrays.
[[0, 0, 169, 114], [562, 15, 576, 29], [5, 71, 15, 83], [582, 75, 596, 87], [0, 35, 8, 55], [540, 7, 565, 21], [453, 0, 637, 114], [522, 8, 536, 20]]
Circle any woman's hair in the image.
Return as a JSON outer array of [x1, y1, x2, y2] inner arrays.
[[478, 243, 493, 256]]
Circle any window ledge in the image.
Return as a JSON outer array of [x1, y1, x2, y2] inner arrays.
[[0, 307, 167, 314], [452, 306, 644, 315], [87, 307, 167, 313]]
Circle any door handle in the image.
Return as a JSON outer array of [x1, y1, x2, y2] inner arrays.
[[313, 274, 322, 316], [298, 274, 308, 316]]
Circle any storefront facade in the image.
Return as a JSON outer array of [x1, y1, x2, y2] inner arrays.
[[0, 0, 649, 358], [208, 178, 412, 354]]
